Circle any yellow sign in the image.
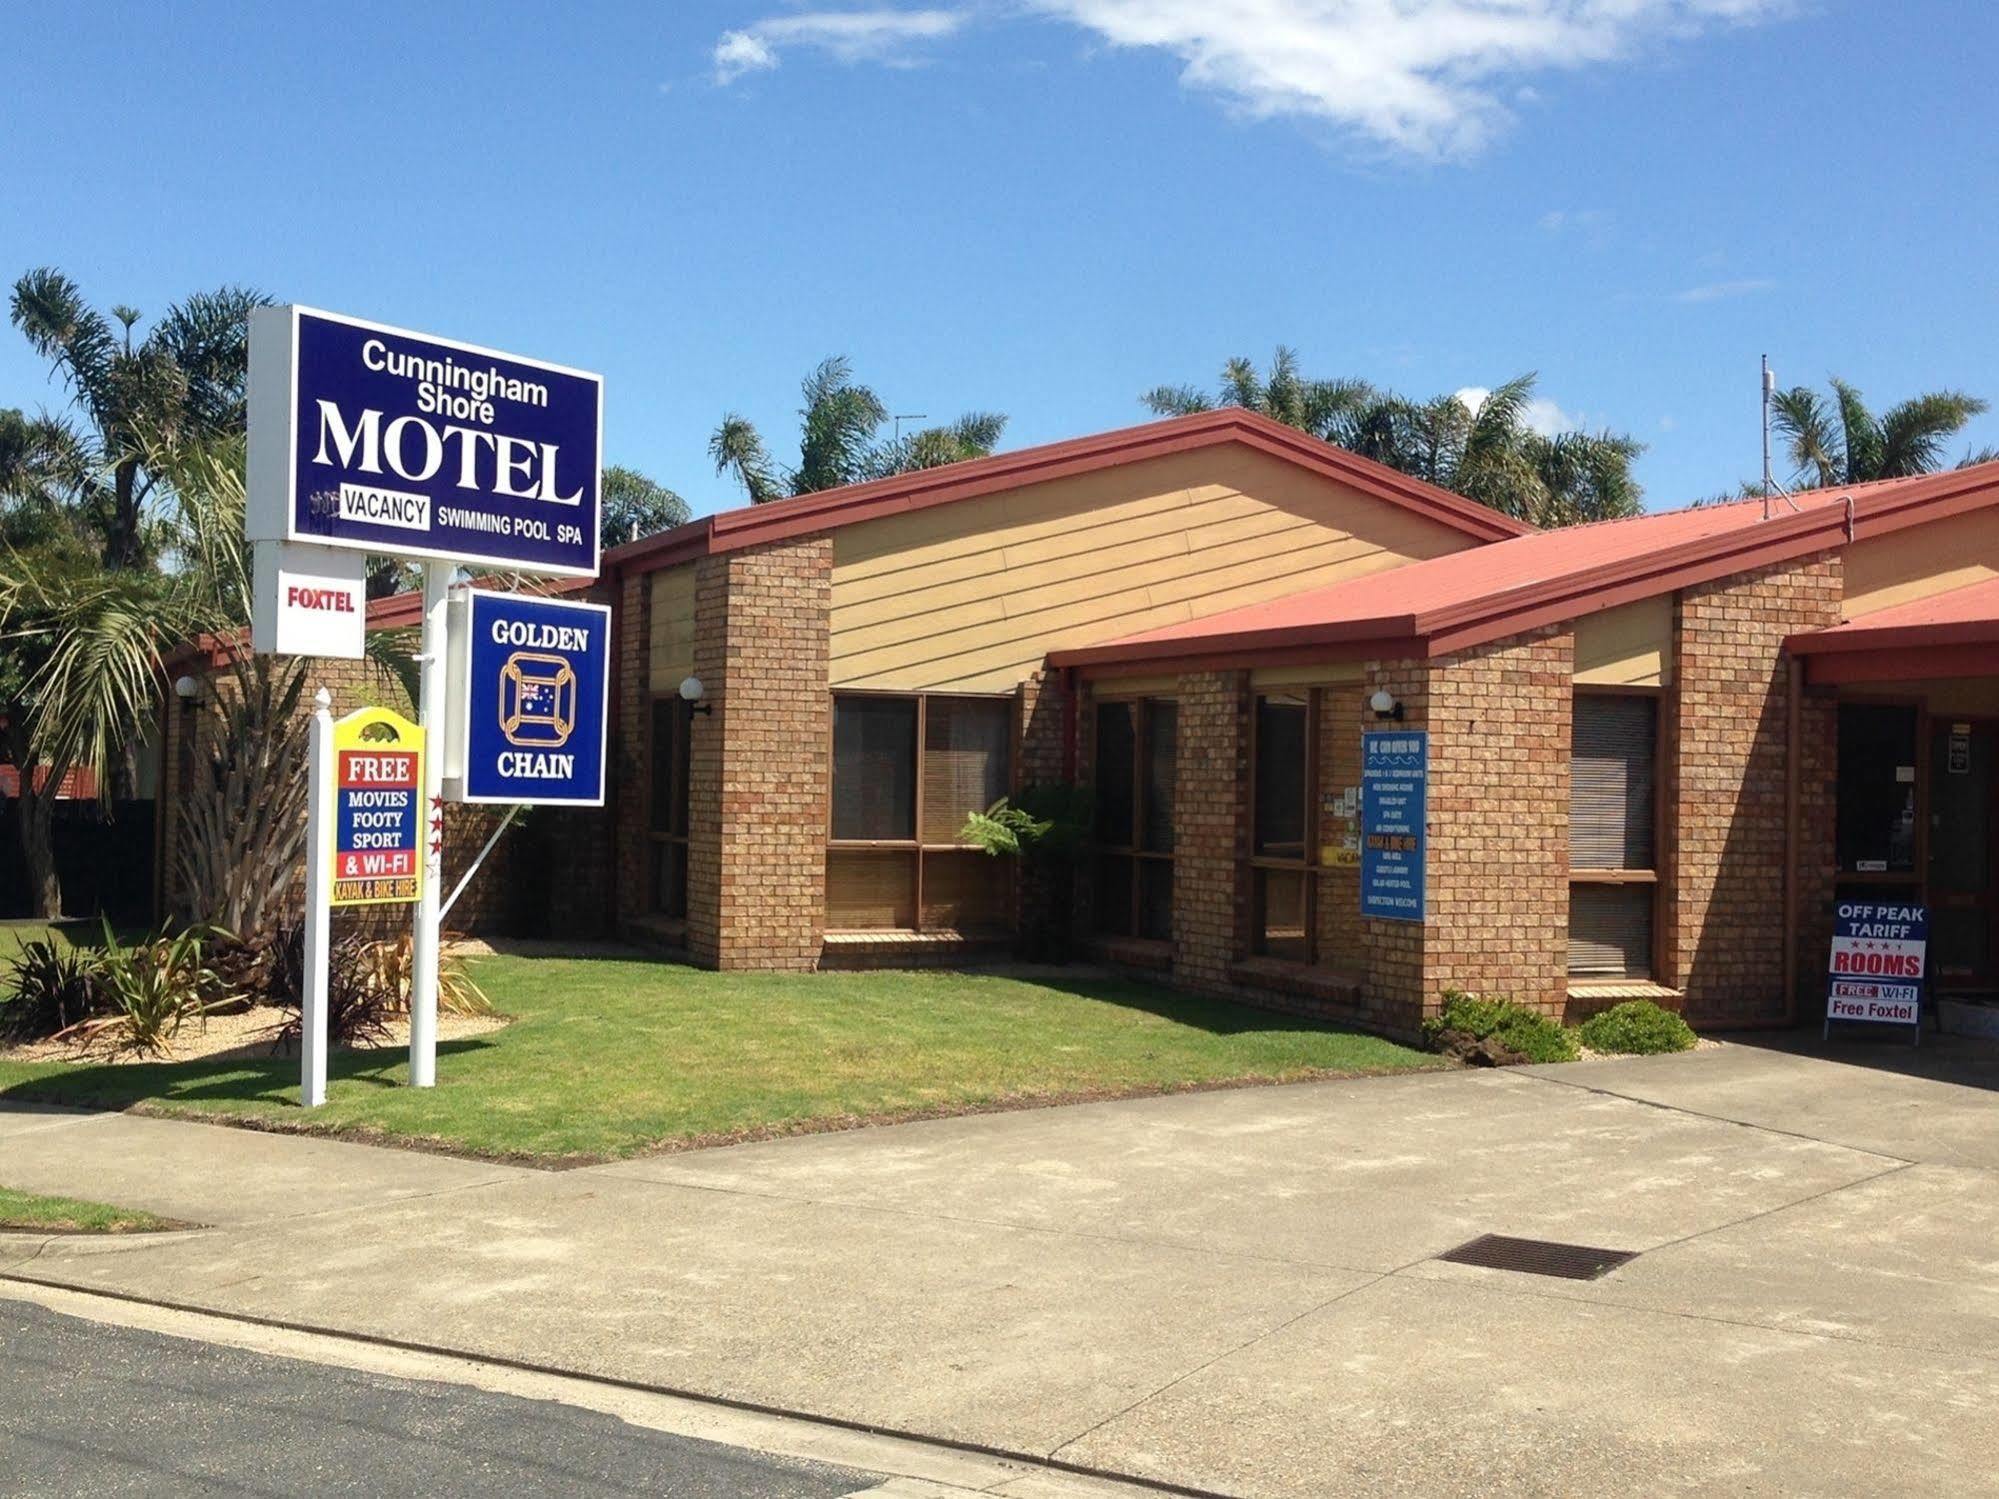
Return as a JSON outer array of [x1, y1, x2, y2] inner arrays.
[[330, 707, 426, 907]]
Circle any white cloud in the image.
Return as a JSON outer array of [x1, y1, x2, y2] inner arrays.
[[1028, 0, 1795, 159], [713, 30, 779, 83], [713, 9, 966, 83], [1454, 386, 1578, 437], [1674, 277, 1776, 304]]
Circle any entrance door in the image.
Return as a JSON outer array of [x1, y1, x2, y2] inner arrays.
[[1928, 720, 1998, 989]]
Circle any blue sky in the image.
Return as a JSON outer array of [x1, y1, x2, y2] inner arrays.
[[3, 1, 1995, 517]]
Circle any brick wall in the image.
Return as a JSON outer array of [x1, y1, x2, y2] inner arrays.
[[613, 568, 651, 927], [685, 535, 832, 970], [1171, 670, 1250, 991], [1018, 666, 1077, 942], [1424, 629, 1572, 1016], [1667, 553, 1843, 1025], [1356, 629, 1572, 1031], [1358, 657, 1431, 1020]]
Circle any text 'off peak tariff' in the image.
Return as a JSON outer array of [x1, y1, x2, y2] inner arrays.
[[1826, 900, 1926, 1027]]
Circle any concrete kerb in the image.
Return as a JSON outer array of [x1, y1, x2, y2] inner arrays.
[[0, 1273, 1209, 1499]]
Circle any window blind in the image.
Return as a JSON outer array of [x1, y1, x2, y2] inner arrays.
[[1571, 695, 1656, 870], [1569, 884, 1653, 976], [921, 698, 1012, 844]]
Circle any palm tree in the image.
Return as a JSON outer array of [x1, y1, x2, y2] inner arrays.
[[9, 268, 267, 570], [1147, 351, 1643, 526], [711, 357, 1006, 503], [600, 465, 691, 549], [1770, 378, 1989, 490], [1143, 346, 1378, 445]]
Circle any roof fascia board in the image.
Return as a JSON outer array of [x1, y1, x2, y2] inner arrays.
[[1802, 642, 1999, 685], [1787, 615, 1999, 657], [1073, 636, 1426, 680]]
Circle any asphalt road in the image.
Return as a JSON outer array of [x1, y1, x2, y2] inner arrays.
[[0, 1299, 878, 1498]]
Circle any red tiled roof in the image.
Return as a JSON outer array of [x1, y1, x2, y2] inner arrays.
[[1051, 461, 1999, 670], [604, 407, 1534, 576]]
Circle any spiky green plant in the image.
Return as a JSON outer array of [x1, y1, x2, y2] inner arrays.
[[711, 357, 1007, 503], [1770, 377, 1989, 489], [1144, 350, 1644, 527]]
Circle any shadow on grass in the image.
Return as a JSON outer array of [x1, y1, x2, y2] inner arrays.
[[0, 1036, 499, 1114], [991, 969, 1408, 1044]]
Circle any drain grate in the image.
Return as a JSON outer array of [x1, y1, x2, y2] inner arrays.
[[1435, 1233, 1637, 1281]]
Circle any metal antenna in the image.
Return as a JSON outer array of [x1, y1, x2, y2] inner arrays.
[[892, 413, 928, 444], [1760, 356, 1798, 517], [1762, 355, 1775, 519]]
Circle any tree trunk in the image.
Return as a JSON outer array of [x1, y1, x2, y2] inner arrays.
[[109, 456, 141, 570], [7, 715, 63, 919]]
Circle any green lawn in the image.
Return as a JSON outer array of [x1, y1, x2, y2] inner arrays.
[[0, 919, 89, 962], [0, 1185, 176, 1234], [0, 956, 1441, 1162]]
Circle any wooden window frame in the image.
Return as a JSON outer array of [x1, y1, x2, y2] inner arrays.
[[825, 688, 1019, 933], [1090, 694, 1176, 940], [643, 692, 692, 921], [1248, 687, 1329, 965], [1568, 685, 1664, 980]]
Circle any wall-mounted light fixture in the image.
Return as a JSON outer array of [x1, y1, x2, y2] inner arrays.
[[678, 675, 713, 716], [1368, 689, 1404, 722], [173, 675, 201, 701]]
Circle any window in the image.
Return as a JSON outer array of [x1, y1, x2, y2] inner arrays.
[[1252, 692, 1311, 959], [826, 693, 1014, 933], [1245, 687, 1361, 969], [1568, 693, 1659, 977], [1836, 704, 1918, 877], [831, 696, 916, 840], [646, 697, 692, 920], [1092, 699, 1176, 940]]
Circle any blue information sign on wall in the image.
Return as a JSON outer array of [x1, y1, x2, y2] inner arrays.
[[1361, 729, 1427, 923], [247, 306, 602, 577], [450, 590, 611, 806]]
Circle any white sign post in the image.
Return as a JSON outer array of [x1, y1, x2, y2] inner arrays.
[[409, 562, 454, 1089], [301, 689, 334, 1108]]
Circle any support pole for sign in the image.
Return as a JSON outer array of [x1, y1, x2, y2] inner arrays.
[[302, 689, 334, 1108], [410, 561, 452, 1088]]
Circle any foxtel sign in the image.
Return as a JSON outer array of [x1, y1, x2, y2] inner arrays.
[[247, 306, 602, 577]]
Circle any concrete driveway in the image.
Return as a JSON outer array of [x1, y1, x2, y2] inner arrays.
[[4, 1034, 1996, 1497]]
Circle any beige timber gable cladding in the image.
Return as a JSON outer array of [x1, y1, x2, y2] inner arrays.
[[824, 446, 1483, 694]]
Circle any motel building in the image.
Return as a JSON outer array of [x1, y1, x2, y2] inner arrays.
[[156, 409, 1999, 1036]]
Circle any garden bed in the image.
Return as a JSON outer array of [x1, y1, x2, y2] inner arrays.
[[0, 1006, 508, 1066]]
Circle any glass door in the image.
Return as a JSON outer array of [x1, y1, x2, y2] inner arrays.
[[1928, 720, 1997, 990]]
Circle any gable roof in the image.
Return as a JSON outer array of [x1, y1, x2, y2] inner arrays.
[[603, 407, 1533, 577], [1051, 460, 1999, 672]]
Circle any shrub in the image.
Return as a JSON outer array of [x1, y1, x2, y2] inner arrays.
[[1577, 1000, 1696, 1056], [0, 940, 101, 1042], [270, 933, 491, 1052], [1423, 990, 1578, 1066], [60, 922, 227, 1058]]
